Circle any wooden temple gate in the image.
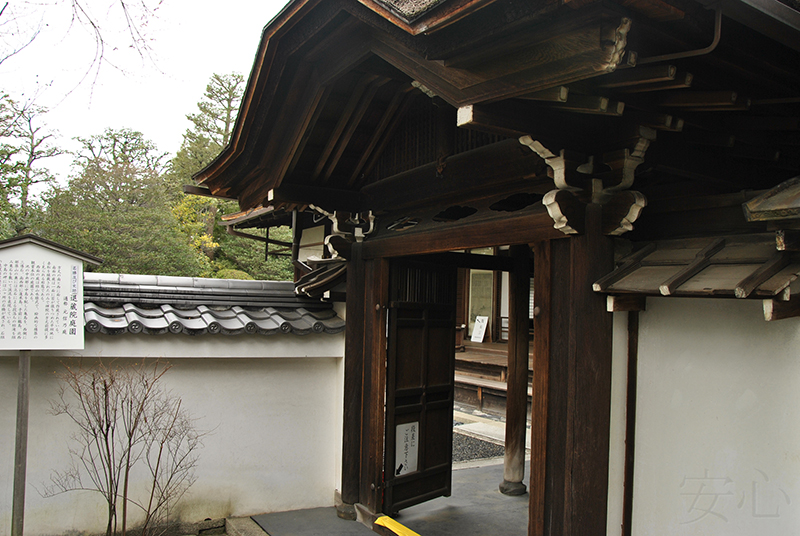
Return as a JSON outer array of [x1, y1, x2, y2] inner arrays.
[[188, 0, 800, 533], [339, 202, 617, 533]]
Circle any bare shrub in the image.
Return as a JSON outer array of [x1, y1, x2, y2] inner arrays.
[[43, 360, 203, 536]]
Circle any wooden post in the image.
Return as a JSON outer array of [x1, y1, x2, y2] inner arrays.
[[529, 203, 614, 536], [622, 311, 640, 536], [501, 244, 530, 496], [338, 243, 365, 519], [12, 350, 31, 536], [360, 257, 389, 512], [530, 240, 552, 536]]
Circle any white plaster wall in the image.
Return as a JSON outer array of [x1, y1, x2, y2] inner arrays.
[[299, 225, 326, 262], [0, 332, 345, 536], [632, 298, 800, 535]]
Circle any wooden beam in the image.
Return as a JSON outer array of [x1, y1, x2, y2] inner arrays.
[[236, 27, 377, 209], [369, 10, 633, 106], [361, 138, 544, 213], [777, 230, 800, 251], [182, 184, 238, 200], [361, 208, 563, 259], [406, 251, 516, 272], [348, 85, 417, 187], [682, 96, 751, 113], [593, 243, 657, 292], [734, 251, 790, 298], [457, 103, 540, 139], [546, 94, 625, 115], [621, 110, 679, 131], [595, 64, 677, 88], [615, 71, 693, 93], [606, 295, 647, 311], [659, 237, 726, 295], [236, 64, 326, 209], [271, 184, 367, 213], [284, 86, 333, 179], [658, 90, 738, 108], [764, 295, 800, 321], [518, 86, 569, 102], [312, 74, 381, 182], [356, 91, 423, 187]]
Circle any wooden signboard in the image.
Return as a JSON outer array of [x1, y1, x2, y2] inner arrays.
[[471, 315, 488, 342], [0, 241, 87, 350], [0, 235, 100, 536]]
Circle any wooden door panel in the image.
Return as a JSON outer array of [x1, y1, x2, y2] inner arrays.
[[383, 260, 456, 515]]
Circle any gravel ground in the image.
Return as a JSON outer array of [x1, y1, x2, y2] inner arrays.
[[452, 431, 505, 462]]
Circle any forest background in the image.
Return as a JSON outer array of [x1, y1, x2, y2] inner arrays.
[[0, 72, 294, 281]]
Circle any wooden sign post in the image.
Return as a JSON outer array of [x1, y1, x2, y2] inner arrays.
[[0, 235, 100, 536]]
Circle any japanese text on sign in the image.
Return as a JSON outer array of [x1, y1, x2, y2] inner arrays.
[[0, 255, 84, 350], [395, 422, 419, 476]]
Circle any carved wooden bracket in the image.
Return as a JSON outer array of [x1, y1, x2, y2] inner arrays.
[[521, 134, 650, 236], [310, 206, 376, 250]]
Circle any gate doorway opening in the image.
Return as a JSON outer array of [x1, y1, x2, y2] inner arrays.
[[380, 249, 533, 520]]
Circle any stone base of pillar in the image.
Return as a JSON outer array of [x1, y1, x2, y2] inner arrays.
[[335, 490, 357, 520], [499, 479, 528, 496]]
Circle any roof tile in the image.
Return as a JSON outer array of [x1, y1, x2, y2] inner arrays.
[[82, 274, 344, 337]]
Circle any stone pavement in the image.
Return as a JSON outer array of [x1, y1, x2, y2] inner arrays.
[[232, 407, 531, 535], [246, 458, 530, 536]]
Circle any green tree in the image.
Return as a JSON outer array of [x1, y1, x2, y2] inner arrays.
[[37, 128, 208, 276], [211, 226, 294, 281], [168, 73, 245, 189], [169, 73, 294, 281], [0, 94, 60, 238]]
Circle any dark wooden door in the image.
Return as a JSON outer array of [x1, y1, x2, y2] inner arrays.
[[383, 260, 457, 515]]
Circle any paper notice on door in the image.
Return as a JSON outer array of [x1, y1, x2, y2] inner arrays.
[[395, 422, 419, 476]]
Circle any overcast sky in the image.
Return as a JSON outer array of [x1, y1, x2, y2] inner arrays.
[[1, 0, 290, 181]]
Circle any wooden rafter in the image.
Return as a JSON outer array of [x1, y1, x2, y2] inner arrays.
[[659, 237, 726, 295], [518, 86, 569, 102], [361, 138, 545, 212], [356, 90, 423, 187], [311, 74, 383, 183], [545, 94, 625, 115], [614, 72, 693, 93], [347, 84, 418, 187], [595, 64, 677, 88]]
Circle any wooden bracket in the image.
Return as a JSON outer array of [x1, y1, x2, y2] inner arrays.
[[606, 295, 647, 312], [602, 190, 647, 236], [543, 189, 586, 234], [777, 229, 800, 251], [764, 294, 800, 321], [519, 136, 589, 191]]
